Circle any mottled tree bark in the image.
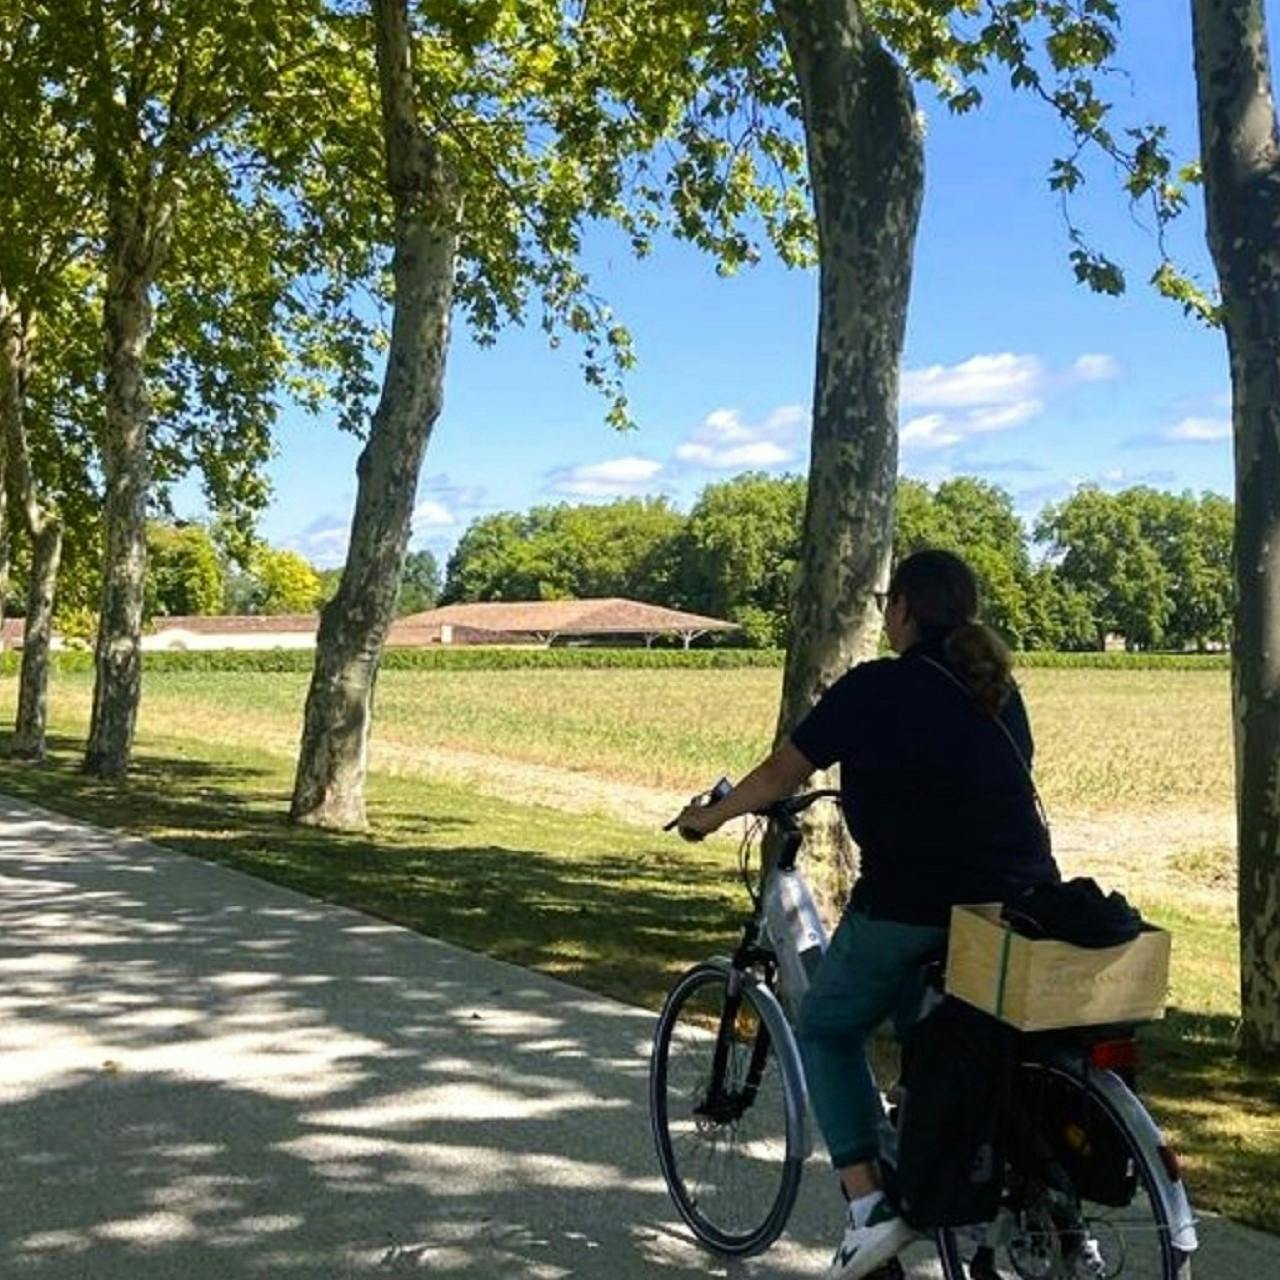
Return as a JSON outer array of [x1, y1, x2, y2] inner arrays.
[[289, 0, 459, 829], [0, 289, 15, 644], [15, 522, 63, 758], [0, 291, 17, 661], [1192, 0, 1280, 1062], [84, 198, 171, 779], [0, 289, 64, 758], [771, 0, 924, 892]]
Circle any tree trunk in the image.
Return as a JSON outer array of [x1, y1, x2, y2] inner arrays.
[[14, 520, 62, 758], [0, 287, 16, 646], [1, 287, 68, 760], [1192, 0, 1280, 1063], [0, 490, 8, 644], [84, 205, 167, 780], [771, 0, 925, 896], [289, 0, 460, 830]]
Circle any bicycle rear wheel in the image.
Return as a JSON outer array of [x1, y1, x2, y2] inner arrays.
[[649, 961, 805, 1257], [937, 1064, 1192, 1280]]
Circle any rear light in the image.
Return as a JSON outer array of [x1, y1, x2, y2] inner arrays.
[[1158, 1144, 1183, 1183], [1089, 1038, 1140, 1071]]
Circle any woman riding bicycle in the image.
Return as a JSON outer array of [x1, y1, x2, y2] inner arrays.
[[674, 548, 1060, 1280]]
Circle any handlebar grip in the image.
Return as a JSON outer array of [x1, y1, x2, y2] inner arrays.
[[664, 777, 734, 837]]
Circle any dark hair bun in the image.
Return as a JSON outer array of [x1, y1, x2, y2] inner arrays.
[[944, 623, 1014, 715]]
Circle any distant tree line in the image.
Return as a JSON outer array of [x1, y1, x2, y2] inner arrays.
[[441, 474, 1233, 652], [4, 525, 441, 626]]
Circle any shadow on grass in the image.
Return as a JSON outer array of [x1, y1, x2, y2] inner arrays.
[[1139, 1008, 1280, 1228]]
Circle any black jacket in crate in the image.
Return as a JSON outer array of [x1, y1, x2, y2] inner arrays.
[[894, 996, 1018, 1229]]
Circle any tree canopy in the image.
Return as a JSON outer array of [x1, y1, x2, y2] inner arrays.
[[145, 523, 223, 618], [443, 498, 684, 605], [396, 548, 441, 616], [441, 476, 1234, 652]]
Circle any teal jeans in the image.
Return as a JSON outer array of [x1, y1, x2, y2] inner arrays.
[[797, 906, 949, 1169]]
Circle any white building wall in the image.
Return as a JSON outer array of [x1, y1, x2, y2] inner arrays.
[[142, 630, 317, 652]]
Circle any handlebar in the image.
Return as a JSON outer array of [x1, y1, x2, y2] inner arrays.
[[663, 781, 841, 841], [766, 788, 841, 823]]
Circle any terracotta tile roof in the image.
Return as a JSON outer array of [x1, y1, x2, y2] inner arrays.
[[398, 598, 737, 636], [147, 614, 320, 634], [384, 620, 508, 646]]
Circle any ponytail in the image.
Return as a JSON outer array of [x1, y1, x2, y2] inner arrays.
[[944, 622, 1014, 716]]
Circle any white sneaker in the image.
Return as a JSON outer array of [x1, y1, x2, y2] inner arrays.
[[823, 1199, 914, 1280], [1073, 1235, 1110, 1278]]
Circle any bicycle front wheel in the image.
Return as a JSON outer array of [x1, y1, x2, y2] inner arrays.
[[649, 961, 805, 1257]]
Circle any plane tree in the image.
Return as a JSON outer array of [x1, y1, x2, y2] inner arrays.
[[1191, 0, 1280, 1061], [287, 0, 812, 827]]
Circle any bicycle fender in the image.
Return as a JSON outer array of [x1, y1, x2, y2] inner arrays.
[[1086, 1065, 1199, 1255], [703, 956, 813, 1161]]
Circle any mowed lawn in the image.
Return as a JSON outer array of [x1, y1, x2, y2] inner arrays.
[[0, 664, 1271, 1231]]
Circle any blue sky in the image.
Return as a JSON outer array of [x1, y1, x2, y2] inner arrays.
[[219, 4, 1273, 570]]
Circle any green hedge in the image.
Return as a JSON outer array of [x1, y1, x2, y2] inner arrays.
[[1014, 650, 1229, 670], [0, 645, 788, 676], [0, 645, 1230, 677], [0, 651, 95, 676]]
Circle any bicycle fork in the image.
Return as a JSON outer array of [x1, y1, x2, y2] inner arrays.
[[697, 967, 775, 1124], [694, 956, 813, 1158]]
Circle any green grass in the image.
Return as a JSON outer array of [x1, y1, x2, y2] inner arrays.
[[15, 664, 1235, 812]]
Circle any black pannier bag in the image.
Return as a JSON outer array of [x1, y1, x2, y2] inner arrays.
[[1016, 1068, 1140, 1208], [893, 995, 1017, 1230]]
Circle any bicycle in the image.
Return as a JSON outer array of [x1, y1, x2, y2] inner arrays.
[[649, 786, 1199, 1279]]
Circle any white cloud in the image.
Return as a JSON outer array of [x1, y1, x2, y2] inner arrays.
[[675, 404, 807, 471], [901, 354, 1044, 408], [1099, 467, 1179, 489], [901, 414, 963, 451], [762, 404, 807, 433], [285, 515, 350, 569], [1071, 353, 1121, 382], [676, 439, 791, 468], [901, 398, 1044, 454], [898, 351, 1113, 455], [418, 472, 486, 513], [966, 399, 1044, 432], [412, 499, 455, 528], [1165, 416, 1231, 443], [548, 455, 662, 496]]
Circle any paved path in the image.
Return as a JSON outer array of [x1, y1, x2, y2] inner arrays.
[[1, 795, 1274, 1279]]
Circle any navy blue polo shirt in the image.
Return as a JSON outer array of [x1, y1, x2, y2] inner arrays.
[[790, 636, 1059, 926]]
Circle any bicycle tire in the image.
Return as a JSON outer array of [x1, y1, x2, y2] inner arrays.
[[649, 960, 806, 1257], [936, 1062, 1193, 1280]]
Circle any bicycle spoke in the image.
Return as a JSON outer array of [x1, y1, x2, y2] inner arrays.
[[651, 965, 802, 1255]]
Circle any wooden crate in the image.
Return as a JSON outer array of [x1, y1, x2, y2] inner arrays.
[[945, 903, 1171, 1032]]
